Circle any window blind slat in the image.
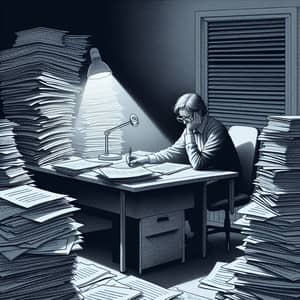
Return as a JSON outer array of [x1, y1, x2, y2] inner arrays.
[[209, 105, 285, 111], [209, 53, 285, 58], [209, 38, 285, 45], [209, 64, 284, 68], [210, 90, 284, 95], [209, 81, 285, 85], [209, 24, 284, 30], [209, 29, 285, 36], [208, 19, 284, 27], [208, 58, 284, 62], [209, 74, 284, 78], [209, 104, 284, 111], [209, 95, 284, 100], [209, 98, 284, 105], [211, 111, 283, 118], [208, 33, 285, 40], [209, 73, 284, 78], [208, 86, 284, 91], [209, 47, 285, 52]]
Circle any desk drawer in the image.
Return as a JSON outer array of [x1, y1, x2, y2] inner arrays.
[[140, 211, 184, 270], [141, 211, 182, 237]]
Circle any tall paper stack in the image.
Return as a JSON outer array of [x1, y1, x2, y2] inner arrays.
[[0, 119, 33, 189], [0, 27, 90, 166], [214, 116, 300, 299], [0, 184, 83, 300]]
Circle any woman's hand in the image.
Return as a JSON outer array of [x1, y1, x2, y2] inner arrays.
[[186, 112, 202, 131], [127, 155, 149, 167]]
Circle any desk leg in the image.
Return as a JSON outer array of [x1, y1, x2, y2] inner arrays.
[[120, 191, 126, 273], [182, 212, 185, 263], [226, 179, 235, 252], [201, 182, 207, 258]]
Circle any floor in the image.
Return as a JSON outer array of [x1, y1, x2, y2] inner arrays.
[[80, 229, 244, 288]]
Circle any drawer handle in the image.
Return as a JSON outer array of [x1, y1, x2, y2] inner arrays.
[[146, 229, 178, 239], [157, 216, 169, 222]]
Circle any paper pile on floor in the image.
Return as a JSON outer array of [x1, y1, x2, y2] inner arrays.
[[74, 256, 182, 299], [0, 184, 83, 299], [199, 116, 300, 300]]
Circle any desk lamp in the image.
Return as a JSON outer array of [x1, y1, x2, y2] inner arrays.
[[87, 48, 111, 79], [99, 114, 139, 161]]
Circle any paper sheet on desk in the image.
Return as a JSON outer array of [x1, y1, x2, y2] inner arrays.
[[97, 166, 154, 181], [52, 157, 112, 175], [143, 162, 191, 175]]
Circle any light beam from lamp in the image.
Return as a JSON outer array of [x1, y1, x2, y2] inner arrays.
[[99, 114, 139, 161]]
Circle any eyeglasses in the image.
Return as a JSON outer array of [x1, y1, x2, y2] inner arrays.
[[176, 115, 193, 123]]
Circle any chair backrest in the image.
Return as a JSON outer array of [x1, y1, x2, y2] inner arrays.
[[228, 126, 258, 194]]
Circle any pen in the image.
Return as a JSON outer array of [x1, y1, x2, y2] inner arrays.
[[128, 147, 133, 167]]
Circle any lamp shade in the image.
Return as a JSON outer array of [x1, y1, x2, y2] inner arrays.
[[87, 48, 111, 79]]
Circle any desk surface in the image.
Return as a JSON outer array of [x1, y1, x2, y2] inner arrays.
[[27, 164, 238, 193]]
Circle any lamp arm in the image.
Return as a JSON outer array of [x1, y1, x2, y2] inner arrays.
[[103, 120, 131, 155], [104, 120, 131, 136]]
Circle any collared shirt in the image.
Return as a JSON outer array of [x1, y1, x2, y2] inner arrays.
[[148, 116, 240, 172]]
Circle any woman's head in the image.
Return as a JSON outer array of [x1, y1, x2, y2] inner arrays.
[[174, 93, 207, 130], [174, 93, 207, 116]]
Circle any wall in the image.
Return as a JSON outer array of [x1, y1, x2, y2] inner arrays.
[[1, 0, 300, 141], [0, 0, 171, 151], [98, 0, 300, 140]]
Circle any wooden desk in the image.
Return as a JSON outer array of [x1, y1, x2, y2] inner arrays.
[[27, 164, 238, 273]]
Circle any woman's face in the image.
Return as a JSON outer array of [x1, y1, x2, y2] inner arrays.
[[177, 109, 202, 130]]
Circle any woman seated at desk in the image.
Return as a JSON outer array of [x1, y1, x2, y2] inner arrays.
[[129, 92, 240, 243]]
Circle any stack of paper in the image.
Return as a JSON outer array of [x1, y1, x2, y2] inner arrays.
[[0, 27, 90, 166], [257, 115, 300, 169], [0, 119, 33, 189], [0, 185, 83, 299], [213, 115, 300, 299], [73, 74, 125, 158]]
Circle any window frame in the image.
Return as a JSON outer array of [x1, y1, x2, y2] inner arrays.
[[195, 7, 298, 119]]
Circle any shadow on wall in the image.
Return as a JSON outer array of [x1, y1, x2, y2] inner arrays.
[[116, 78, 172, 152]]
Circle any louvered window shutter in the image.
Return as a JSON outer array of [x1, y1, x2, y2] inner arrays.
[[206, 18, 286, 128]]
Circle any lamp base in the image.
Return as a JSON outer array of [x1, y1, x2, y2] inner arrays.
[[98, 153, 122, 161]]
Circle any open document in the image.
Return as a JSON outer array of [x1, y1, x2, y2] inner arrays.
[[96, 166, 156, 182], [52, 156, 111, 175], [143, 162, 190, 175]]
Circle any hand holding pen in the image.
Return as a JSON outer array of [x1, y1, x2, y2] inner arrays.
[[126, 147, 149, 167]]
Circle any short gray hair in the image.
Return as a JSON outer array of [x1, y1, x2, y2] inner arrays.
[[174, 93, 207, 116]]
